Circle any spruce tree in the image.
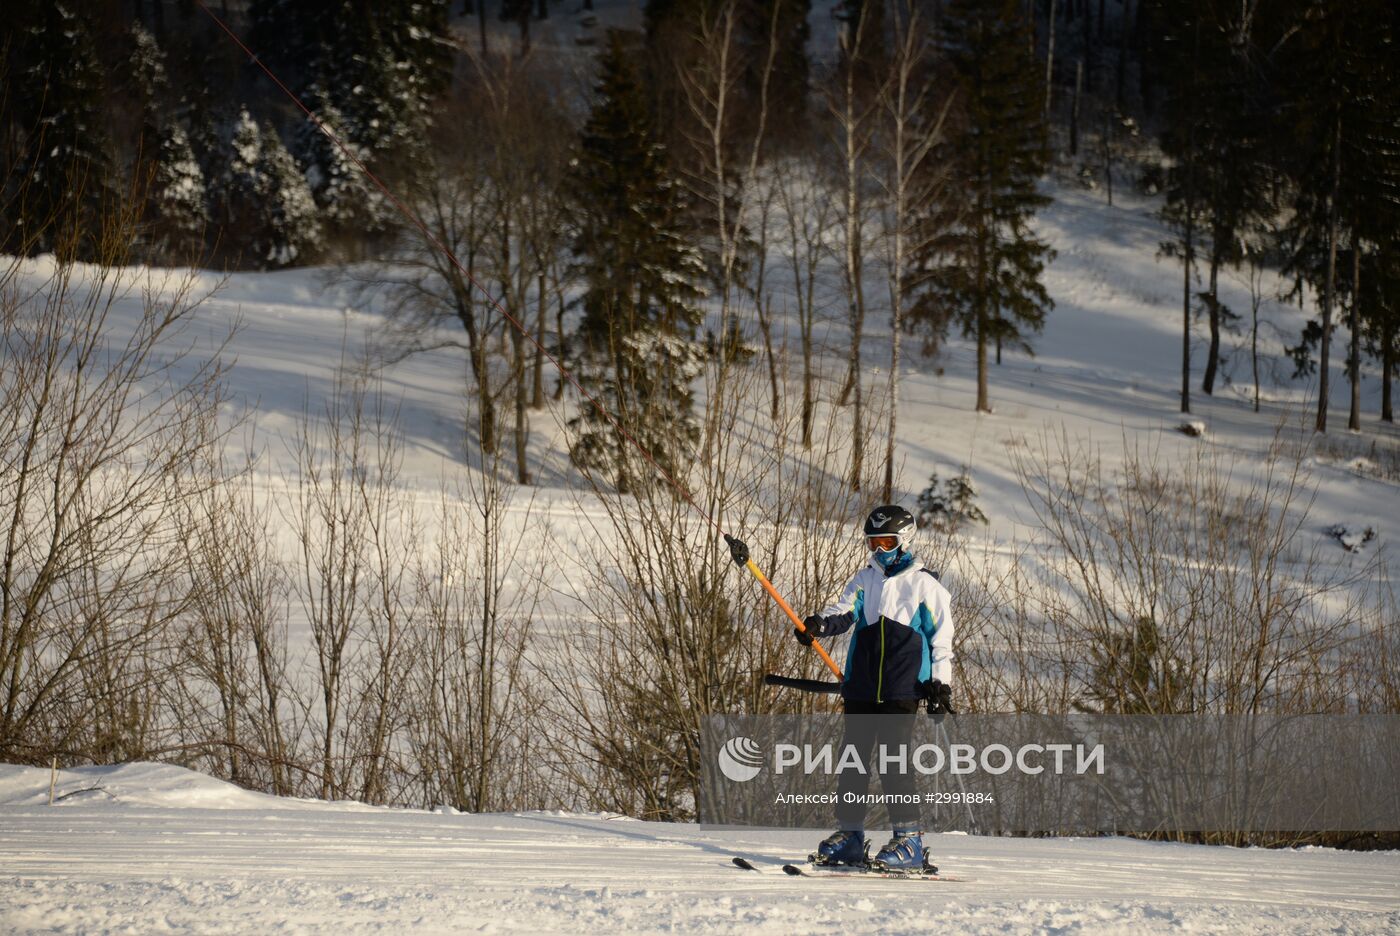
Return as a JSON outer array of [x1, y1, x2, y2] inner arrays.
[[1151, 0, 1280, 399], [259, 129, 322, 269], [1275, 0, 1387, 432], [209, 107, 321, 269], [293, 88, 385, 250], [249, 1, 449, 187], [1, 1, 113, 257], [129, 24, 169, 133], [209, 107, 266, 266], [909, 0, 1053, 413], [1142, 0, 1205, 413], [148, 124, 209, 264], [566, 31, 708, 493], [1347, 3, 1400, 424], [1362, 239, 1400, 423], [128, 25, 208, 263]]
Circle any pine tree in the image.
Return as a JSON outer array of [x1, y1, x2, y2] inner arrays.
[[293, 88, 385, 249], [209, 107, 321, 269], [1275, 0, 1388, 432], [260, 129, 322, 269], [249, 1, 449, 186], [1, 1, 113, 257], [909, 0, 1053, 413], [128, 25, 208, 263], [1150, 0, 1280, 399], [566, 31, 708, 493]]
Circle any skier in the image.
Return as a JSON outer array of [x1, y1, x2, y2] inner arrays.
[[795, 504, 954, 871]]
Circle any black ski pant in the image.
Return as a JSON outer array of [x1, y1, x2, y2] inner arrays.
[[834, 698, 922, 832]]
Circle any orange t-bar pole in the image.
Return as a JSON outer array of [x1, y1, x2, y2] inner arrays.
[[725, 536, 845, 682]]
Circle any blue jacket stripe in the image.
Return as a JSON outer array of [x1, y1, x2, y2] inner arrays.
[[917, 604, 933, 683]]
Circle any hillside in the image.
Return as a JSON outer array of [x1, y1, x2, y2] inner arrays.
[[16, 177, 1393, 579]]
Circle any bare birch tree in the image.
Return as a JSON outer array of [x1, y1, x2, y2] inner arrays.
[[773, 156, 837, 450], [876, 1, 953, 501], [828, 7, 882, 490]]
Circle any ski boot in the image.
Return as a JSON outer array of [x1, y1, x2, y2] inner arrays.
[[871, 830, 936, 873], [811, 829, 867, 866]]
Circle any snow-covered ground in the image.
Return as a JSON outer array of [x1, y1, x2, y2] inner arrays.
[[2, 762, 1396, 934]]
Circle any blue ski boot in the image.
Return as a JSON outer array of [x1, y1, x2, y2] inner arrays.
[[812, 829, 867, 866], [872, 830, 931, 871]]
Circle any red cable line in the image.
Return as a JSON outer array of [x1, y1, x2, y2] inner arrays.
[[192, 0, 727, 538]]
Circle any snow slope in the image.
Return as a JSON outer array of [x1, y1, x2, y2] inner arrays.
[[17, 179, 1397, 544], [2, 763, 1396, 935]]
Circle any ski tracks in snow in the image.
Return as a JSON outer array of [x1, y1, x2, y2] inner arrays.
[[2, 764, 1397, 934]]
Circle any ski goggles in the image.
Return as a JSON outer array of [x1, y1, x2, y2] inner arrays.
[[866, 535, 899, 551]]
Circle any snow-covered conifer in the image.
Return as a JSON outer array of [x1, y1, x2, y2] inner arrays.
[[249, 1, 447, 188], [908, 0, 1053, 415], [294, 89, 385, 245], [566, 31, 707, 492], [208, 107, 319, 268], [260, 128, 322, 268], [148, 124, 208, 262], [129, 24, 168, 109], [209, 107, 268, 263], [332, 44, 431, 175], [2, 2, 113, 256], [127, 25, 206, 262]]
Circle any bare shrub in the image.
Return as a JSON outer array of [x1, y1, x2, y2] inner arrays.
[[1011, 431, 1383, 715], [406, 462, 547, 812], [285, 369, 417, 801], [0, 217, 231, 764], [173, 465, 303, 795]]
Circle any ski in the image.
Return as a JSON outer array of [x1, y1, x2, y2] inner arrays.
[[782, 862, 968, 882], [731, 856, 767, 873], [734, 854, 968, 881]]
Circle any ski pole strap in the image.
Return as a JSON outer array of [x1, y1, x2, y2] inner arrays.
[[727, 537, 845, 682]]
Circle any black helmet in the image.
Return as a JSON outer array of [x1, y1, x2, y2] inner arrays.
[[863, 505, 916, 549]]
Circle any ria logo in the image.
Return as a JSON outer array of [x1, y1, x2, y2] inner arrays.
[[718, 736, 763, 782]]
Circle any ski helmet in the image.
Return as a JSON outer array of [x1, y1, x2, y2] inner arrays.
[[863, 505, 916, 550]]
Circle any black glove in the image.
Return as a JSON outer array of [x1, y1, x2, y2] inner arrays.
[[794, 614, 824, 647], [923, 679, 955, 716]]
